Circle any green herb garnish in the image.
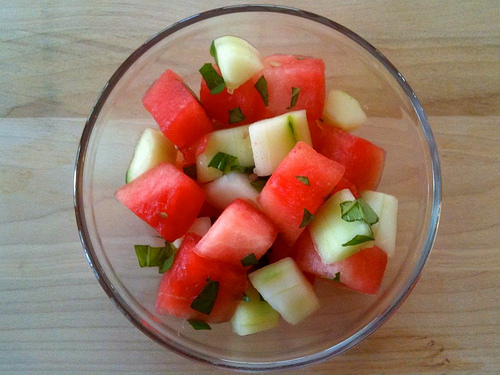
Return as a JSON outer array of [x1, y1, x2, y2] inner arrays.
[[188, 319, 211, 330], [190, 279, 219, 315], [210, 40, 218, 65], [241, 253, 259, 267], [299, 208, 315, 228], [250, 176, 269, 192], [208, 152, 252, 175], [286, 87, 301, 109], [295, 176, 310, 186], [242, 293, 251, 303], [229, 107, 245, 124], [134, 242, 177, 273], [342, 234, 374, 247], [199, 63, 225, 94], [287, 117, 297, 142], [340, 198, 379, 225], [254, 75, 269, 106]]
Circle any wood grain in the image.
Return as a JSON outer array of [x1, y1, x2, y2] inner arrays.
[[1, 0, 499, 373]]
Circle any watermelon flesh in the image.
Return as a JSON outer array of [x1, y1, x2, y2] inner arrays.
[[143, 69, 213, 148], [115, 163, 205, 242], [194, 199, 277, 267], [156, 234, 248, 323], [258, 141, 345, 244]]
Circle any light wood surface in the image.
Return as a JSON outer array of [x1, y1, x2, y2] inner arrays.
[[1, 1, 499, 374]]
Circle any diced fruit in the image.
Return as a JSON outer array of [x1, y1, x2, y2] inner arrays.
[[311, 124, 385, 191], [249, 110, 312, 176], [196, 125, 253, 183], [322, 90, 367, 132], [212, 36, 264, 91], [203, 172, 259, 211], [361, 190, 398, 257], [142, 69, 213, 148], [198, 200, 221, 219], [231, 285, 280, 336], [126, 128, 178, 183], [258, 142, 345, 244], [249, 257, 320, 325], [200, 65, 267, 127], [331, 177, 360, 198], [194, 199, 277, 267], [293, 230, 387, 295], [173, 217, 212, 248], [115, 163, 205, 242], [156, 234, 248, 323], [309, 189, 374, 263], [257, 55, 325, 120]]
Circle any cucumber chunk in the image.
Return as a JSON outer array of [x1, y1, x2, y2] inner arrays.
[[249, 110, 312, 176], [203, 172, 259, 211], [172, 217, 211, 248], [196, 125, 254, 183], [231, 285, 279, 336], [212, 36, 263, 91], [309, 189, 374, 263], [361, 190, 398, 257], [322, 90, 367, 132], [249, 258, 320, 325], [126, 128, 177, 183]]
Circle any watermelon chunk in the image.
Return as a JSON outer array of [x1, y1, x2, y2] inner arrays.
[[200, 65, 267, 127], [294, 230, 388, 295], [257, 55, 325, 120], [143, 69, 213, 148], [115, 163, 205, 242], [194, 199, 277, 267], [258, 142, 345, 244], [311, 123, 386, 191], [156, 234, 248, 323]]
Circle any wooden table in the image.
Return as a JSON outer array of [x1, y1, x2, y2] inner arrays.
[[1, 1, 498, 373]]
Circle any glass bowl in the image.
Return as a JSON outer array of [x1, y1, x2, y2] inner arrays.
[[74, 4, 441, 372]]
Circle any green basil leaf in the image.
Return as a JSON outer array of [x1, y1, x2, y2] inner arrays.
[[342, 235, 374, 247], [295, 176, 310, 186], [190, 279, 219, 315], [209, 40, 218, 65], [208, 152, 252, 175], [242, 293, 251, 303], [254, 75, 269, 106], [340, 198, 379, 226], [241, 253, 259, 267], [199, 63, 225, 94], [358, 198, 379, 225], [250, 176, 268, 192], [299, 208, 315, 228], [229, 107, 245, 124], [286, 87, 301, 109], [134, 242, 177, 273], [188, 319, 211, 330]]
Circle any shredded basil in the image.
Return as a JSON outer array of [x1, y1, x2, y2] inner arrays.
[[286, 87, 301, 109], [134, 242, 177, 273], [250, 176, 269, 192], [241, 253, 259, 267], [199, 63, 225, 94], [209, 40, 218, 65], [296, 176, 310, 186], [208, 152, 252, 175], [242, 293, 251, 303], [188, 319, 211, 330], [190, 279, 219, 315], [340, 198, 379, 225], [254, 75, 269, 106], [299, 208, 315, 228], [342, 234, 374, 247], [229, 107, 245, 124]]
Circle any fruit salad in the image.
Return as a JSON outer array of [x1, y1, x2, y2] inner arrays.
[[115, 36, 398, 334]]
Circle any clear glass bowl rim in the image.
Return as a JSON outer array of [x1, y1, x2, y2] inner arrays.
[[73, 4, 442, 372]]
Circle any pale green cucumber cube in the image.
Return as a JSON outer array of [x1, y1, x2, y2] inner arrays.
[[309, 189, 374, 263], [249, 258, 320, 325], [172, 217, 211, 248], [126, 128, 177, 183], [213, 36, 263, 91], [249, 110, 312, 176], [231, 286, 279, 336], [196, 125, 253, 183], [322, 89, 367, 132], [361, 190, 398, 257], [203, 172, 259, 211]]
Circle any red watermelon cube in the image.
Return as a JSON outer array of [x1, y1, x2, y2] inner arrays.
[[294, 230, 388, 295], [156, 233, 248, 323], [311, 123, 386, 191], [258, 142, 345, 244], [194, 199, 277, 267], [115, 163, 205, 242], [143, 69, 213, 148], [257, 55, 325, 121]]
